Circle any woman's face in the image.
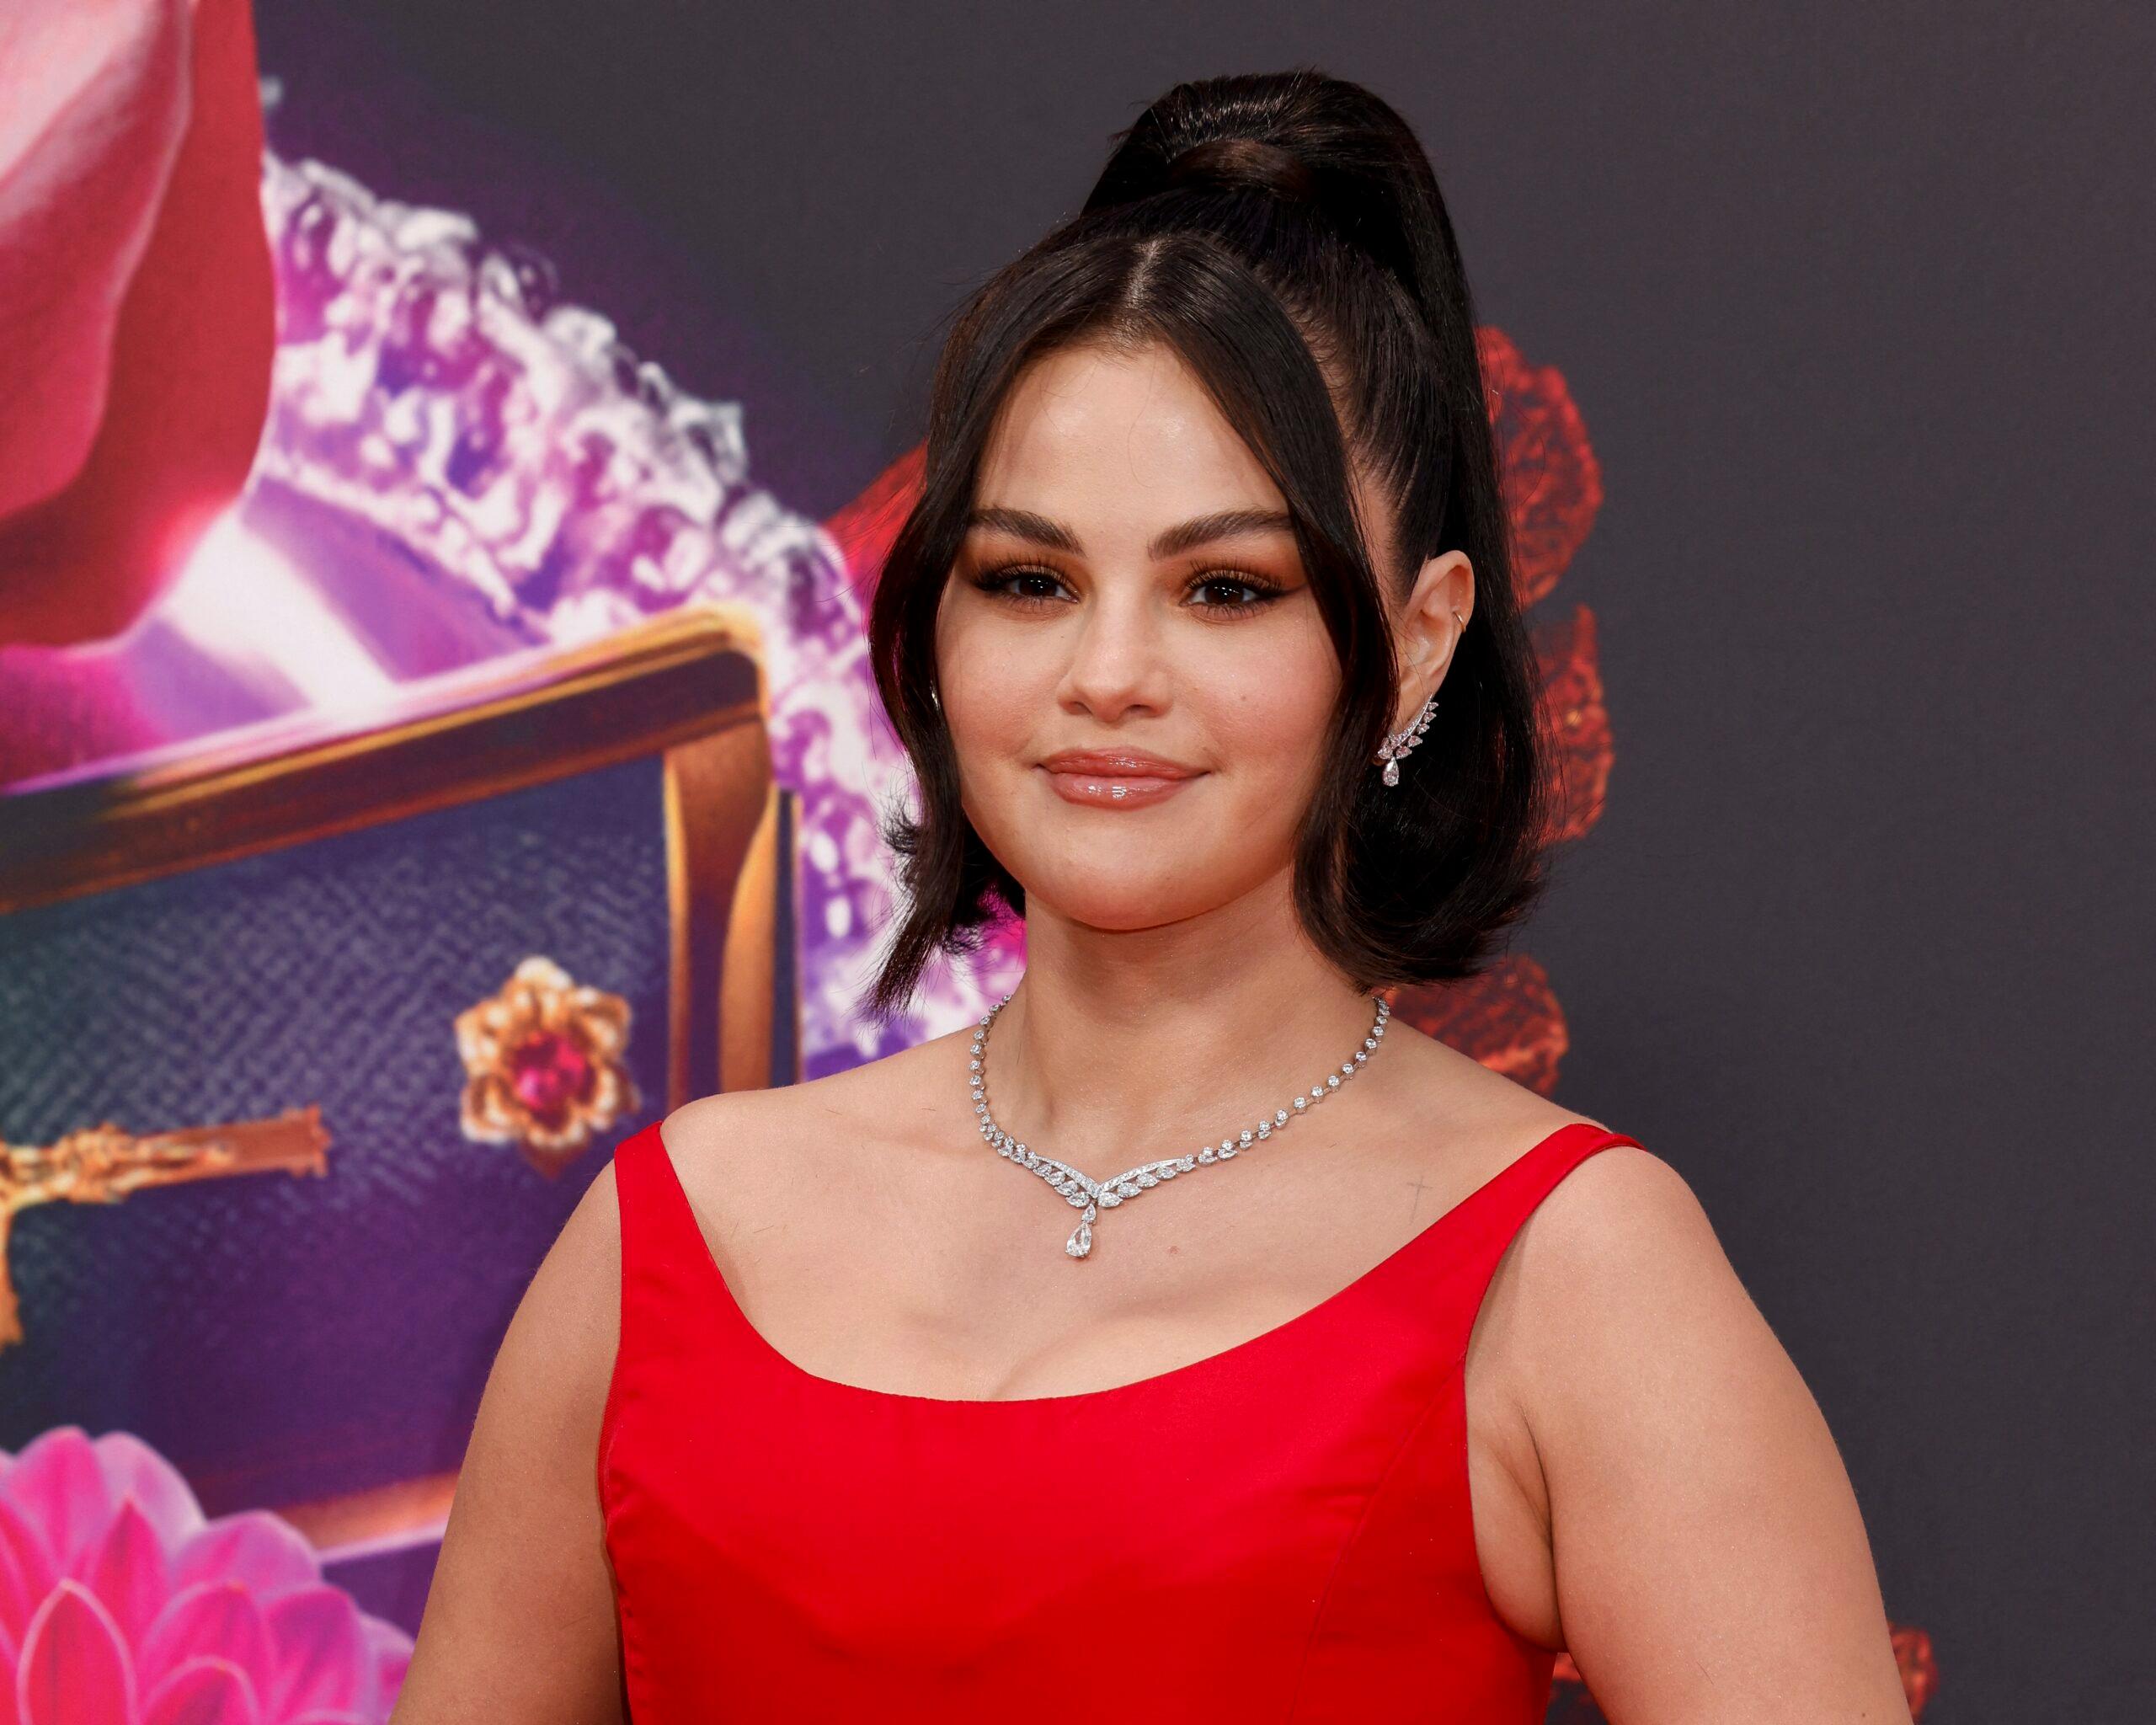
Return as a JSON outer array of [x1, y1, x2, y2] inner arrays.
[[933, 339, 1366, 934]]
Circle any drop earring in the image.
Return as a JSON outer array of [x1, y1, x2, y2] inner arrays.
[[1376, 694, 1437, 787], [1376, 607, 1466, 788]]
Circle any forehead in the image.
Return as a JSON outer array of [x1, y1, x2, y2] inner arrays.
[[973, 342, 1286, 534]]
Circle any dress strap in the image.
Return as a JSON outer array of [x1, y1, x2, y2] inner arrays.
[[1286, 1121, 1646, 1714], [1439, 1121, 1642, 1359], [609, 1120, 728, 1360]]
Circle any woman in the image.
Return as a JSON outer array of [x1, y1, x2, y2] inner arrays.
[[394, 68, 1908, 1722]]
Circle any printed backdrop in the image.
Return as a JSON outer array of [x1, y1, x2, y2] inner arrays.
[[0, 4, 2143, 1722]]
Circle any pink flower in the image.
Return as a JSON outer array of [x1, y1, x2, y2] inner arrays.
[[0, 1426, 411, 1724]]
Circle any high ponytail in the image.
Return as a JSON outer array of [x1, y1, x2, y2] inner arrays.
[[863, 67, 1556, 1022]]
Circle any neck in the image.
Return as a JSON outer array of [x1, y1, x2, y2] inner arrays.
[[979, 879, 1385, 1178]]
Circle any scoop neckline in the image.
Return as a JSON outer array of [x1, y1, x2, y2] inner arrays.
[[641, 1114, 1610, 1410]]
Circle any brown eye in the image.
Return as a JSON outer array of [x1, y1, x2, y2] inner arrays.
[[1186, 570, 1286, 618], [967, 563, 1287, 618], [969, 563, 1072, 607]]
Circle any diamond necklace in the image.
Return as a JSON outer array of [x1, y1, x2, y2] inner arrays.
[[969, 991, 1392, 1258]]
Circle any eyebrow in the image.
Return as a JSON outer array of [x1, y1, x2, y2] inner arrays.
[[963, 505, 1297, 562]]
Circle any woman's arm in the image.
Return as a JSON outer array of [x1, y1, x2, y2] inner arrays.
[[389, 1163, 628, 1722], [1515, 1146, 1911, 1722]]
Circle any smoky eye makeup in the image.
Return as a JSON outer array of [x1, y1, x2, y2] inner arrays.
[[965, 560, 1294, 620]]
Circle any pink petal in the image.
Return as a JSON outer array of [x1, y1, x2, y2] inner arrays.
[[0, 1491, 58, 1652], [172, 1515, 317, 1602], [76, 1496, 172, 1651], [140, 1657, 262, 1725], [14, 1578, 137, 1725], [0, 1475, 61, 1612], [0, 0, 190, 516], [0, 1429, 112, 1577], [91, 1436, 207, 1548], [259, 1587, 366, 1722], [136, 1582, 270, 1709], [285, 1715, 367, 1725], [359, 1615, 412, 1706]]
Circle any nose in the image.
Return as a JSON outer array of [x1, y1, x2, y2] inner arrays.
[[1053, 588, 1170, 722]]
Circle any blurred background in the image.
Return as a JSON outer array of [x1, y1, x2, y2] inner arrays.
[[0, 4, 2146, 1720]]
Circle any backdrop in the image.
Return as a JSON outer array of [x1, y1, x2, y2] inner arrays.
[[0, 5, 2145, 1722]]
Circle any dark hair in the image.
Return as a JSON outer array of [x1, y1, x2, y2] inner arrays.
[[863, 67, 1558, 1021]]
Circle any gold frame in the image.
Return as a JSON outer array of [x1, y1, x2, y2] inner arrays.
[[0, 603, 802, 1551], [0, 601, 799, 1100]]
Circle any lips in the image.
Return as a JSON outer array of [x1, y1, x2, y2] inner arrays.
[[1038, 750, 1200, 777], [1036, 750, 1203, 809]]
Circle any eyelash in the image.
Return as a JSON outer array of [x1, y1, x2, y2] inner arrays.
[[967, 563, 1288, 620]]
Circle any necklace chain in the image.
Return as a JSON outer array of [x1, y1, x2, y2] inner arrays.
[[969, 991, 1393, 1258]]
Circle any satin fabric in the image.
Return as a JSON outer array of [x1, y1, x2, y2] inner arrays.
[[598, 1115, 1640, 1722]]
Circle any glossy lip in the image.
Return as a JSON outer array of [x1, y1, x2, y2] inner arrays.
[[1038, 749, 1201, 777], [1036, 749, 1204, 810]]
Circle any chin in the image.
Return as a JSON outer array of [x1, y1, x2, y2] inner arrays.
[[1021, 867, 1214, 933]]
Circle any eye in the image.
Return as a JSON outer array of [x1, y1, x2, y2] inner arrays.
[[967, 563, 1288, 620], [1186, 570, 1286, 617], [967, 563, 1073, 608]]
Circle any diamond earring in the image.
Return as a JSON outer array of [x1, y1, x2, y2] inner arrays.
[[1376, 607, 1465, 788], [1376, 692, 1438, 786]]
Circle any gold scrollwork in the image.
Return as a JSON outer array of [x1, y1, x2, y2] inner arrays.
[[0, 1108, 330, 1351]]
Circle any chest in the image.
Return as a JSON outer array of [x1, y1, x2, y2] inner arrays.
[[695, 1127, 1487, 1402], [598, 1308, 1548, 1722]]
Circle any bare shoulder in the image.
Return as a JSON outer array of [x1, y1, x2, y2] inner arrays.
[[1517, 1130, 1714, 1256], [1491, 1127, 1850, 1570], [460, 1143, 631, 1452], [494, 1144, 631, 1397], [1364, 1012, 1613, 1188], [1502, 1132, 1732, 1334], [1489, 1140, 1909, 1716], [653, 1030, 959, 1203], [392, 1138, 638, 1717], [1486, 1127, 1740, 1404]]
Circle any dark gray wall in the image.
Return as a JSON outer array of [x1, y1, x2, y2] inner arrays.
[[253, 3, 2153, 1717]]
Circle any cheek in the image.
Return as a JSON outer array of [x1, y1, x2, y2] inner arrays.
[[1202, 662, 1337, 801], [937, 631, 1054, 833], [940, 632, 1043, 756]]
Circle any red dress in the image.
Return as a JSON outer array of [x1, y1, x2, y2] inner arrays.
[[598, 1115, 1641, 1722]]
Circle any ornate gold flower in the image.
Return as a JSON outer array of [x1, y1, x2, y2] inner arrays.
[[455, 957, 638, 1173]]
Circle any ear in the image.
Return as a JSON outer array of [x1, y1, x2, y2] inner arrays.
[[1388, 549, 1475, 733]]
